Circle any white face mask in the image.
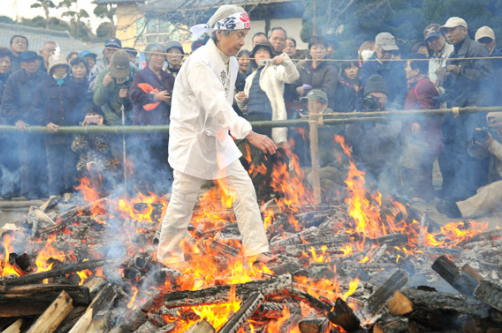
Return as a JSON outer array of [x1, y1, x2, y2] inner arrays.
[[361, 50, 374, 61]]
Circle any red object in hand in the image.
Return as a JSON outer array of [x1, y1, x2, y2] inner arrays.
[[138, 83, 160, 111]]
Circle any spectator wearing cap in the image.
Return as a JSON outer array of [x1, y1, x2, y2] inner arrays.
[[401, 53, 440, 202], [33, 54, 83, 196], [191, 36, 209, 53], [268, 27, 287, 54], [94, 50, 137, 166], [302, 89, 348, 200], [235, 40, 299, 197], [38, 41, 57, 74], [123, 47, 138, 67], [165, 41, 184, 78], [345, 74, 403, 196], [0, 47, 19, 199], [129, 43, 175, 194], [1, 51, 48, 199], [437, 17, 493, 201], [475, 26, 502, 105], [423, 23, 454, 87], [90, 37, 122, 90], [360, 32, 407, 108], [9, 35, 29, 73], [78, 50, 98, 81]]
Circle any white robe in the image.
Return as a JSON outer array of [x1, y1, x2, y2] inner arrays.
[[168, 39, 252, 180]]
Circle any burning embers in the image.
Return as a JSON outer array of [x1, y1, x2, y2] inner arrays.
[[0, 135, 501, 333]]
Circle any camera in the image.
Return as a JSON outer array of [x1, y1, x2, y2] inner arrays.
[[473, 127, 491, 143], [362, 95, 380, 112], [258, 59, 272, 66]]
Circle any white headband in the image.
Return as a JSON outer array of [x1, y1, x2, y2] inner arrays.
[[190, 12, 251, 39]]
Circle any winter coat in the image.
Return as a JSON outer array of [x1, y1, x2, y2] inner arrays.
[[33, 75, 83, 145], [294, 60, 339, 110], [360, 54, 407, 108], [443, 36, 492, 108], [403, 74, 441, 154], [236, 54, 299, 144], [93, 67, 136, 126], [429, 43, 454, 85], [333, 78, 363, 113], [469, 138, 502, 184], [169, 38, 252, 180], [0, 72, 11, 105], [1, 69, 45, 125], [129, 66, 175, 140]]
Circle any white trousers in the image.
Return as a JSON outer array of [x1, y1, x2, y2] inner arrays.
[[157, 160, 270, 264], [457, 180, 502, 218]]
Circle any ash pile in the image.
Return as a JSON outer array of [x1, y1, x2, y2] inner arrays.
[[0, 182, 502, 333]]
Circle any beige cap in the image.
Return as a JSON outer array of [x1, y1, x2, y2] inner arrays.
[[375, 32, 399, 51], [440, 17, 467, 32], [475, 26, 495, 41], [48, 54, 70, 75]]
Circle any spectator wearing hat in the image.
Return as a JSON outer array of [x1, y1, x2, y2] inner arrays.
[[123, 47, 138, 67], [360, 32, 407, 108], [191, 36, 209, 53], [94, 50, 136, 165], [33, 54, 83, 196], [90, 37, 122, 90], [165, 41, 184, 78], [475, 26, 502, 105], [437, 17, 493, 201], [1, 51, 48, 199], [0, 47, 19, 199], [129, 43, 175, 194], [9, 35, 29, 73], [235, 39, 299, 197], [401, 53, 440, 202], [436, 112, 502, 219], [345, 74, 403, 196], [38, 41, 56, 74], [423, 23, 454, 88]]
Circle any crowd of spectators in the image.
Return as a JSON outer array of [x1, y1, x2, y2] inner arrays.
[[0, 15, 501, 220]]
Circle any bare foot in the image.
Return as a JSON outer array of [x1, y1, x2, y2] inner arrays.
[[249, 252, 278, 264]]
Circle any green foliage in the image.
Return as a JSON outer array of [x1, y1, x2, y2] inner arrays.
[[0, 16, 16, 24], [96, 22, 113, 40]]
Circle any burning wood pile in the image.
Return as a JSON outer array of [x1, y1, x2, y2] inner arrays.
[[1, 140, 502, 333]]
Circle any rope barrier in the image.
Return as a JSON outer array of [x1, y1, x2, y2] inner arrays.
[[0, 106, 500, 135]]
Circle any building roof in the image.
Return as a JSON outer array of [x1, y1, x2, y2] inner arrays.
[[0, 22, 88, 56], [93, 0, 145, 4]]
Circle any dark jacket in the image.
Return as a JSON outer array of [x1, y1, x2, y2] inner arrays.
[[333, 78, 363, 113], [33, 75, 83, 144], [443, 36, 492, 108], [1, 69, 46, 125], [129, 66, 174, 140], [0, 72, 11, 104], [360, 54, 407, 108], [295, 60, 339, 109]]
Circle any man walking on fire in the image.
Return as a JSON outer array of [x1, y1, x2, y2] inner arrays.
[[157, 5, 277, 271]]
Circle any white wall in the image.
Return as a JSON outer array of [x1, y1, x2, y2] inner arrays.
[[243, 17, 307, 51]]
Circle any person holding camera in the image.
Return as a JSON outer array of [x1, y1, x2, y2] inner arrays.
[[436, 112, 502, 218], [129, 43, 175, 194], [235, 40, 299, 198], [345, 74, 403, 196], [33, 54, 83, 196]]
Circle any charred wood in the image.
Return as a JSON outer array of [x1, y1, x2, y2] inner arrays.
[[25, 290, 74, 333], [186, 319, 215, 333], [388, 291, 413, 316], [217, 292, 263, 333], [474, 279, 502, 312], [254, 302, 301, 319], [288, 287, 332, 313], [370, 234, 408, 247], [328, 297, 361, 332], [373, 319, 408, 333], [163, 274, 292, 308], [298, 317, 329, 333], [431, 256, 479, 297], [0, 284, 90, 306], [366, 270, 409, 316]]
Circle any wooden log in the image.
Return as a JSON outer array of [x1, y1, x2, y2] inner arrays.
[[132, 321, 157, 333], [40, 196, 58, 212], [342, 263, 397, 270], [163, 274, 291, 308], [255, 302, 301, 319], [431, 256, 479, 297], [287, 244, 345, 257], [54, 307, 87, 333], [186, 319, 215, 333], [25, 290, 74, 333], [0, 301, 51, 317], [366, 270, 409, 316], [461, 264, 483, 283], [327, 298, 360, 332], [474, 279, 502, 312], [270, 227, 320, 249], [370, 234, 408, 247], [217, 292, 263, 333], [109, 291, 162, 333], [460, 230, 502, 246], [373, 320, 408, 333], [0, 200, 45, 209], [0, 284, 90, 306], [1, 319, 22, 333], [401, 288, 491, 318], [298, 317, 329, 333], [388, 290, 413, 316], [288, 288, 332, 313], [0, 260, 112, 286], [83, 276, 107, 297], [68, 283, 117, 333]]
